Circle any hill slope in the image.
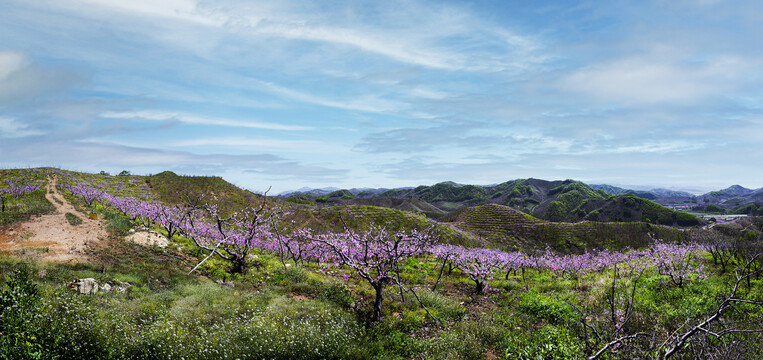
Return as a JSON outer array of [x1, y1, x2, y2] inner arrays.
[[282, 178, 700, 226]]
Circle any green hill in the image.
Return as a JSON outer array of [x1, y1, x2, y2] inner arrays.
[[287, 205, 480, 247], [448, 203, 691, 253]]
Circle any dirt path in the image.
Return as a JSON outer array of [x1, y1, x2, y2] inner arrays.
[[0, 176, 107, 262]]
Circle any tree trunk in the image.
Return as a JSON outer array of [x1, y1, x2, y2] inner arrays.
[[232, 256, 247, 275], [476, 280, 485, 294], [373, 282, 384, 322]]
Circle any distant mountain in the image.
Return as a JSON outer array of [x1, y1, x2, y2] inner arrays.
[[279, 178, 701, 226], [591, 184, 695, 200], [591, 184, 659, 200], [650, 188, 694, 198], [695, 185, 762, 211], [702, 185, 754, 199], [278, 187, 340, 197]]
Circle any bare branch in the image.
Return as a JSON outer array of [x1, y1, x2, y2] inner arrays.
[[664, 254, 763, 358], [589, 332, 649, 360]]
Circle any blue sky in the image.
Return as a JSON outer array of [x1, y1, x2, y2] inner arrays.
[[1, 0, 761, 194]]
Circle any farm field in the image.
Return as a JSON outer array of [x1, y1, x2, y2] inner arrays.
[[0, 168, 761, 359]]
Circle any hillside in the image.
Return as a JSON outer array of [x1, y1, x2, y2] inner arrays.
[[591, 184, 659, 200], [282, 178, 701, 227], [0, 167, 761, 359], [447, 204, 691, 252]]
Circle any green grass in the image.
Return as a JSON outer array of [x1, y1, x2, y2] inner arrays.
[[0, 168, 759, 359], [0, 190, 55, 226], [65, 212, 83, 225], [0, 236, 761, 360]]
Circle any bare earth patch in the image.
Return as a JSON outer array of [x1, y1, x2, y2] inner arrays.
[[0, 176, 107, 262], [126, 229, 168, 248]]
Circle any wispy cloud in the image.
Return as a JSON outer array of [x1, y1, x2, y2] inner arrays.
[[250, 79, 404, 113], [1, 0, 762, 191], [559, 54, 750, 105], [0, 117, 44, 138], [170, 137, 346, 153], [2, 136, 347, 181], [100, 111, 312, 131], [0, 50, 82, 105], [65, 0, 545, 72]]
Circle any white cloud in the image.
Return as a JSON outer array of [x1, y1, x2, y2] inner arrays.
[[606, 141, 704, 154], [251, 79, 404, 113], [0, 51, 27, 80], [0, 50, 80, 105], [64, 0, 543, 72], [171, 137, 346, 153], [77, 0, 224, 26], [0, 117, 44, 137], [100, 110, 312, 131], [559, 54, 750, 105]]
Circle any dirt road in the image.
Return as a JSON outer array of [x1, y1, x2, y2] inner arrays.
[[0, 176, 106, 262]]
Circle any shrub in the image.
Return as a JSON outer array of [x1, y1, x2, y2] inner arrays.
[[103, 210, 131, 236], [0, 264, 45, 359], [516, 290, 574, 326], [503, 324, 582, 360], [65, 212, 83, 225], [424, 319, 504, 359]]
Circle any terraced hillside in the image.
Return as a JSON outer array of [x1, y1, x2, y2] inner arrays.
[[449, 203, 691, 252], [146, 171, 269, 214], [285, 205, 480, 247], [447, 204, 545, 249]]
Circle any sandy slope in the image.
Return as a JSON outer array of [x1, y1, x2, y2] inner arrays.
[[0, 176, 106, 262]]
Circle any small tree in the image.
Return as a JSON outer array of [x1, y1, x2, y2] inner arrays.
[[648, 241, 707, 287], [312, 227, 436, 321], [68, 183, 104, 207], [183, 201, 276, 275], [445, 245, 506, 294], [0, 188, 7, 212], [155, 203, 191, 242], [0, 182, 42, 211]]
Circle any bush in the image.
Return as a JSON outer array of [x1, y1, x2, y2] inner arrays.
[[516, 290, 574, 326], [424, 319, 505, 359], [407, 289, 465, 321], [103, 210, 131, 236], [65, 212, 83, 225], [0, 264, 45, 359], [503, 324, 582, 360]]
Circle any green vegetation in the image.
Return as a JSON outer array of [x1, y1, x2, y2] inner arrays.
[[0, 169, 54, 226], [705, 204, 726, 214], [309, 205, 480, 246], [448, 203, 691, 252], [735, 203, 762, 216], [65, 212, 83, 226], [1, 240, 759, 359], [327, 189, 355, 200], [0, 168, 759, 359], [146, 172, 267, 214], [0, 189, 55, 226]]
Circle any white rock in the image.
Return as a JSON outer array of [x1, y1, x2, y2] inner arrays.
[[70, 278, 99, 294]]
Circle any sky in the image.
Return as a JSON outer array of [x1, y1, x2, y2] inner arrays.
[[1, 0, 762, 194]]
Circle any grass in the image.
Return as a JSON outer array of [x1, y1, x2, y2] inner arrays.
[[0, 190, 56, 226], [0, 168, 760, 359], [0, 236, 761, 360], [65, 212, 83, 225]]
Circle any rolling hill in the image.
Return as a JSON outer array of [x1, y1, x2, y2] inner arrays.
[[281, 178, 702, 226]]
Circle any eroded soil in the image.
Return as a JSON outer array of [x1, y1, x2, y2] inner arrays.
[[0, 176, 106, 262]]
